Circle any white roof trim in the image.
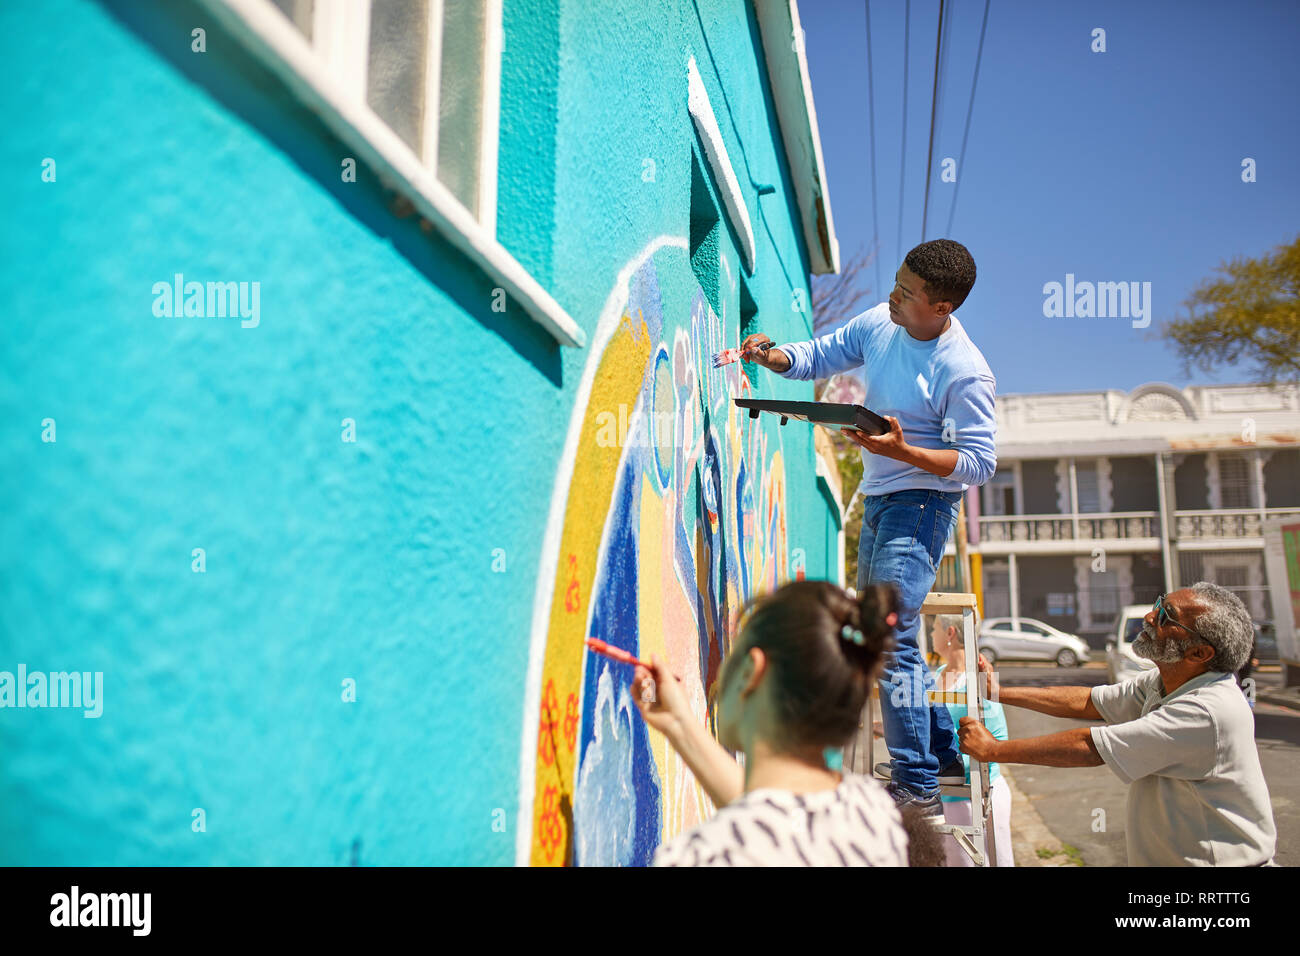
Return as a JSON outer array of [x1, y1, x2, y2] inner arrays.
[[688, 57, 757, 274], [753, 0, 840, 275]]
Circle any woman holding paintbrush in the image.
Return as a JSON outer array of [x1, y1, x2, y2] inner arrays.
[[631, 579, 943, 866]]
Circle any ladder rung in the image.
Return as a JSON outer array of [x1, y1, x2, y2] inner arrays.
[[867, 688, 976, 705], [921, 591, 978, 614], [937, 816, 991, 832], [928, 690, 976, 705]]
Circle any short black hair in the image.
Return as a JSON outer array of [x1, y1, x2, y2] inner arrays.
[[904, 239, 977, 310]]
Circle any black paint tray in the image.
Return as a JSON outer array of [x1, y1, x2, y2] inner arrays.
[[734, 399, 889, 436]]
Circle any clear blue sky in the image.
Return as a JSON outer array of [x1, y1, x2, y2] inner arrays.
[[798, 0, 1300, 394]]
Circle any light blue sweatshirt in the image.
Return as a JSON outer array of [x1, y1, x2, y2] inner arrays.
[[777, 302, 997, 496]]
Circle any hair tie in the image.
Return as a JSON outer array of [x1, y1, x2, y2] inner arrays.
[[840, 624, 867, 646], [885, 612, 898, 628]]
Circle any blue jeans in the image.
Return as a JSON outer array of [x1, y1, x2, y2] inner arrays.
[[857, 489, 964, 797]]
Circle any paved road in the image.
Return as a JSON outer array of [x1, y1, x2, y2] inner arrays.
[[997, 663, 1296, 867]]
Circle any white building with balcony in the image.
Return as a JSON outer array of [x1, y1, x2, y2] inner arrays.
[[965, 382, 1300, 645]]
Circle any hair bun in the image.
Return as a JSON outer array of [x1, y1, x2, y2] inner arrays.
[[855, 582, 900, 644]]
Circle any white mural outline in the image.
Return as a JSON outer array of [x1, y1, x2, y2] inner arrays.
[[515, 236, 689, 865]]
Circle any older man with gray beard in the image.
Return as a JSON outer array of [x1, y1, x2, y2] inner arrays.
[[957, 582, 1277, 866]]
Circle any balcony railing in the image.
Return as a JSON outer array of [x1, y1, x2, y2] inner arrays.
[[979, 511, 1159, 544], [978, 508, 1300, 546], [1174, 508, 1300, 540]]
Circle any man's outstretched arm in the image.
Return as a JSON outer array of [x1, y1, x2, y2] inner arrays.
[[977, 655, 1101, 720], [741, 309, 871, 382], [996, 685, 1102, 720], [960, 721, 1104, 768]]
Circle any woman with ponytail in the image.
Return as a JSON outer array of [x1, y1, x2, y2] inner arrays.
[[633, 579, 944, 866]]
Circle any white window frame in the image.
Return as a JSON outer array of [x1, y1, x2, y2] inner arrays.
[[983, 463, 1021, 516], [1208, 450, 1257, 511], [198, 0, 581, 347], [1075, 458, 1101, 514]]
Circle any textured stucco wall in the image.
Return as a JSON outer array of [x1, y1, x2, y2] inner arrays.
[[0, 0, 838, 865]]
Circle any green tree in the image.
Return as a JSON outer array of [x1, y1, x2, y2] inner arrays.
[[1164, 236, 1300, 383]]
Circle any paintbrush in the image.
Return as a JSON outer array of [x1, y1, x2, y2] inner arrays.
[[711, 341, 776, 369], [586, 638, 686, 688], [584, 637, 651, 669]]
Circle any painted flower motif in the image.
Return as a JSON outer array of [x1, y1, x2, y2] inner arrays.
[[539, 785, 563, 862], [563, 693, 579, 753], [538, 679, 559, 766]]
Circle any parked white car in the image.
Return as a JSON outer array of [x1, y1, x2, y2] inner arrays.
[[977, 617, 1092, 667], [1105, 604, 1159, 684]]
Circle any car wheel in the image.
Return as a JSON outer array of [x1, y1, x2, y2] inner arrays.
[[1056, 649, 1078, 668], [979, 647, 996, 665]]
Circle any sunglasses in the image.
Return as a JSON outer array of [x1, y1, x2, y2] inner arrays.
[[1152, 593, 1204, 641]]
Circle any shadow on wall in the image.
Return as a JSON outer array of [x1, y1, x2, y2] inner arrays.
[[525, 256, 791, 865], [99, 0, 563, 385]]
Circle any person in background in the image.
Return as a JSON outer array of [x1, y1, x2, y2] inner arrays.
[[631, 580, 943, 866], [929, 613, 1014, 866]]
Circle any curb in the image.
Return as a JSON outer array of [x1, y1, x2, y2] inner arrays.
[[1000, 766, 1084, 867]]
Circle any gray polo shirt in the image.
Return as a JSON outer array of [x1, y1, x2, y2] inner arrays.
[[1089, 668, 1276, 866]]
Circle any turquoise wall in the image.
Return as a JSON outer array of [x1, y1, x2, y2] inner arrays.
[[0, 0, 839, 864]]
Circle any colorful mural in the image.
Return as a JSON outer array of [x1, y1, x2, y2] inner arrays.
[[522, 255, 790, 865]]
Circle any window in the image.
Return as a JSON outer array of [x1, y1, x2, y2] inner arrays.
[[367, 1, 430, 155], [1218, 453, 1255, 509], [1020, 622, 1047, 636], [984, 468, 1017, 516], [252, 0, 501, 228], [1075, 460, 1100, 513], [208, 0, 584, 344], [989, 621, 1013, 632], [437, 0, 489, 217], [1046, 592, 1075, 617]]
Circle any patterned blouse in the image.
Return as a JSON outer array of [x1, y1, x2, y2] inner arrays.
[[652, 773, 909, 867]]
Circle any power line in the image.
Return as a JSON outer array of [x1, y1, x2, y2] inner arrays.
[[865, 0, 881, 300], [920, 0, 946, 243], [934, 0, 954, 176], [946, 0, 991, 237], [894, 0, 910, 270]]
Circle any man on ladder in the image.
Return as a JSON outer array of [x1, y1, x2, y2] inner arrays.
[[742, 239, 998, 830]]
